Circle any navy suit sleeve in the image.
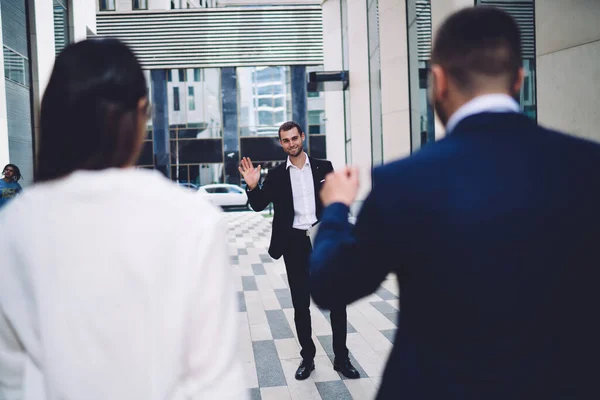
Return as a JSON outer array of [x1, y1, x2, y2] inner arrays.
[[247, 168, 275, 212], [309, 187, 389, 309]]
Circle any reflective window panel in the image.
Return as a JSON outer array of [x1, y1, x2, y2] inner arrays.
[[167, 68, 222, 138], [237, 66, 292, 137]]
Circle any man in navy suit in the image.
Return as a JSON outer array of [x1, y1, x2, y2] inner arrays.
[[310, 7, 599, 399], [239, 121, 359, 380]]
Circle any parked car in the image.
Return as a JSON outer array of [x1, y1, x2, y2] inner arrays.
[[198, 184, 250, 209], [178, 182, 199, 191]]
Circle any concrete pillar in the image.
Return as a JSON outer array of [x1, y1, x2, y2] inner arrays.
[[291, 66, 308, 136], [346, 0, 372, 199], [430, 0, 474, 139], [536, 0, 600, 142], [321, 0, 346, 171], [151, 70, 171, 178], [221, 67, 239, 185], [28, 0, 57, 166], [379, 0, 411, 162]]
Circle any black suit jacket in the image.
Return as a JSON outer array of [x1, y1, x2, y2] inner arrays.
[[248, 156, 333, 259], [310, 113, 600, 399]]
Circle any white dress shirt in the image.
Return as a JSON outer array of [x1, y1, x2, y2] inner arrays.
[[0, 168, 247, 400], [445, 93, 520, 134], [287, 153, 318, 230]]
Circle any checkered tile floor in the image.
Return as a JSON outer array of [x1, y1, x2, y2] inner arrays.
[[226, 211, 400, 400]]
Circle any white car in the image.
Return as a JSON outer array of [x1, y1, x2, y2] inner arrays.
[[198, 184, 250, 209]]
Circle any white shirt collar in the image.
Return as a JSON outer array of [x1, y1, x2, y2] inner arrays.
[[446, 94, 520, 134], [286, 152, 310, 169]]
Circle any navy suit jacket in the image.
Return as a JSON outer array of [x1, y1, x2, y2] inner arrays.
[[310, 113, 600, 399], [248, 156, 333, 259]]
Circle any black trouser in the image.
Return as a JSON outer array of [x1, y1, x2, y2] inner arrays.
[[283, 228, 349, 361]]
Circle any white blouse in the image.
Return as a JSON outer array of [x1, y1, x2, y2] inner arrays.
[[0, 168, 247, 400]]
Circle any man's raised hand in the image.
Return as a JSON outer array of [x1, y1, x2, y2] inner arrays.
[[238, 157, 261, 190]]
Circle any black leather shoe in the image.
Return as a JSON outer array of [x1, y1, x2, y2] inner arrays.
[[334, 358, 360, 379], [295, 359, 315, 380]]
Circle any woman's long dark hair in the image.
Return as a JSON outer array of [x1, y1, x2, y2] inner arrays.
[[36, 39, 148, 182]]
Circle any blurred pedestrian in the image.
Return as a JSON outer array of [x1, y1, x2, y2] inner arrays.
[[310, 7, 600, 400], [0, 164, 22, 210], [0, 39, 246, 400]]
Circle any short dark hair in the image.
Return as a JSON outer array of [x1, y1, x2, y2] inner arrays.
[[37, 38, 148, 182], [278, 121, 303, 139], [431, 7, 522, 93], [3, 164, 21, 182]]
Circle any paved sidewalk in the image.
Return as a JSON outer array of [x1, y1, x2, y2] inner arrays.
[[225, 211, 399, 400]]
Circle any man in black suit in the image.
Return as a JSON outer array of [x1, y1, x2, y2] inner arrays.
[[310, 7, 599, 400], [238, 121, 359, 380]]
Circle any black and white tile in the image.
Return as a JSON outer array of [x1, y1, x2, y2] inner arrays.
[[226, 211, 400, 400]]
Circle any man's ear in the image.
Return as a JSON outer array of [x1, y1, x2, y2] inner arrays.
[[512, 67, 525, 96], [430, 64, 448, 104]]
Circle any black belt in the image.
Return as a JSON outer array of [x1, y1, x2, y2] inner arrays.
[[291, 228, 310, 237]]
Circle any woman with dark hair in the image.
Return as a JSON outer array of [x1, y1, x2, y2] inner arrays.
[[0, 39, 246, 399], [0, 164, 22, 209]]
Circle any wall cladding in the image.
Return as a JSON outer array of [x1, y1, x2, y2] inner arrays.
[[94, 6, 324, 69]]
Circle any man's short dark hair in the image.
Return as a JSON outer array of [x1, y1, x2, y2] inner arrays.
[[278, 121, 303, 139], [3, 164, 21, 182], [431, 7, 522, 93]]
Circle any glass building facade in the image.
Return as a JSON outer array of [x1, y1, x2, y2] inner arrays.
[[406, 0, 435, 152], [1, 0, 34, 185], [137, 66, 326, 187], [53, 0, 70, 56], [475, 0, 537, 120], [403, 0, 537, 154]]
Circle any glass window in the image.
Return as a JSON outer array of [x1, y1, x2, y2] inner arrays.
[[188, 86, 195, 111], [173, 87, 180, 111], [133, 0, 147, 9], [99, 0, 115, 11], [258, 98, 272, 108], [168, 69, 221, 136], [178, 69, 187, 82], [53, 1, 70, 56], [237, 66, 292, 137], [166, 68, 223, 178], [406, 0, 434, 152], [308, 110, 324, 135], [3, 47, 30, 87], [520, 59, 537, 120], [308, 110, 321, 125], [258, 110, 273, 126], [273, 111, 285, 125], [167, 70, 172, 82], [228, 186, 243, 194], [475, 0, 537, 120]]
